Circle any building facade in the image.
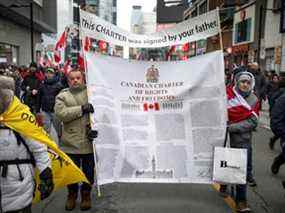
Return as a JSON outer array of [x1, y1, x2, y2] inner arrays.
[[0, 0, 57, 65], [264, 0, 283, 73], [130, 5, 157, 60]]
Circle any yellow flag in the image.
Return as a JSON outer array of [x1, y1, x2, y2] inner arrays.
[[0, 97, 89, 203]]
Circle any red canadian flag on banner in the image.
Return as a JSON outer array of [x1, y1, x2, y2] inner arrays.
[[143, 103, 160, 111]]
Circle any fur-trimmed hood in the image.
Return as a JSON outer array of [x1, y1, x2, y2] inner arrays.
[[0, 76, 15, 114]]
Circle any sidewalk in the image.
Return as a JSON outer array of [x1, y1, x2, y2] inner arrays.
[[259, 100, 270, 130]]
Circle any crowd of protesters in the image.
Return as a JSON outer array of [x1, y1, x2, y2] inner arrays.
[[1, 59, 285, 213], [0, 62, 97, 212]]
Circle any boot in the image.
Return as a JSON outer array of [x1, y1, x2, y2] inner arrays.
[[219, 184, 228, 197], [271, 154, 285, 174], [236, 201, 251, 212], [65, 191, 77, 211], [80, 191, 92, 211]]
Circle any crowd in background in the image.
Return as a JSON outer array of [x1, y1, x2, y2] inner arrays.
[[0, 62, 97, 212], [1, 59, 285, 213]]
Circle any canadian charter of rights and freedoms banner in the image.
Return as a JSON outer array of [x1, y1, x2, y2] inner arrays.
[[85, 51, 227, 185], [80, 9, 220, 48]]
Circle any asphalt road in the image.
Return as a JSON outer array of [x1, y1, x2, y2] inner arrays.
[[33, 127, 285, 213]]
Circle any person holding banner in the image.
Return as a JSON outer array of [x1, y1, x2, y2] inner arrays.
[[0, 75, 54, 213], [226, 71, 259, 212], [54, 68, 97, 211]]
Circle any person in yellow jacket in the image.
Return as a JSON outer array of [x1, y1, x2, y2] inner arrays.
[[0, 75, 54, 213], [54, 68, 97, 211]]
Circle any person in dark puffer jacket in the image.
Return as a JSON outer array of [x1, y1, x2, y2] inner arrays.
[[36, 67, 64, 137], [21, 62, 42, 113], [270, 87, 285, 175]]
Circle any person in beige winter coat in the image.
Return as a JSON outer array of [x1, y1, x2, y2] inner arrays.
[[54, 68, 97, 211]]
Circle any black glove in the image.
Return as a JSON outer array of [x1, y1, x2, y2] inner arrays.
[[87, 129, 98, 142], [81, 103, 94, 114], [38, 167, 54, 200]]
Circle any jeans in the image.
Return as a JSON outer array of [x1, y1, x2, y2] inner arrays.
[[42, 111, 61, 139], [67, 154, 95, 193]]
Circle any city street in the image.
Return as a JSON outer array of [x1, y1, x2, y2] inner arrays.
[[1, 1, 285, 213], [33, 118, 285, 213]]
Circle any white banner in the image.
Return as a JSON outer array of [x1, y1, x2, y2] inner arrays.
[[80, 9, 220, 48], [86, 51, 227, 185]]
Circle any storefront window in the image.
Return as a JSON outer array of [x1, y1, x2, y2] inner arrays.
[[0, 43, 19, 65]]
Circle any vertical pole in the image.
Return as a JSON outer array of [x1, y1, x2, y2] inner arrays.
[[30, 2, 34, 63], [257, 5, 263, 64], [217, 7, 224, 51]]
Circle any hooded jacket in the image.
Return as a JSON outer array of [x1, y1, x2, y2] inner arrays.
[[0, 76, 50, 212]]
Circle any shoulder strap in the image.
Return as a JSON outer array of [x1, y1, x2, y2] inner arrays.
[[13, 131, 36, 167]]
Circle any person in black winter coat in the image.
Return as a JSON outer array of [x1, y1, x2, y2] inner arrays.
[[267, 74, 281, 112], [266, 75, 285, 149], [21, 63, 42, 113], [248, 62, 267, 109], [36, 67, 64, 137], [270, 89, 285, 175]]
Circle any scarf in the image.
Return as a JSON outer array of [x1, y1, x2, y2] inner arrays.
[[226, 86, 259, 123]]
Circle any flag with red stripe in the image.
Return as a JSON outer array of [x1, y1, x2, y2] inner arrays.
[[226, 86, 259, 123], [143, 103, 160, 111]]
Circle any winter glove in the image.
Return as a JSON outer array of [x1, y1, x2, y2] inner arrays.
[[87, 129, 98, 142], [81, 103, 94, 114], [38, 167, 54, 200]]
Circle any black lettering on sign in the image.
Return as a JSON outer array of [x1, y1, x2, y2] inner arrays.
[[21, 112, 40, 127], [21, 112, 29, 120]]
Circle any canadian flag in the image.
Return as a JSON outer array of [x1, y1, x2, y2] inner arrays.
[[98, 40, 107, 51], [54, 50, 61, 63], [55, 30, 67, 50], [182, 42, 190, 52], [54, 29, 68, 63], [63, 58, 71, 75], [83, 36, 91, 52], [227, 86, 259, 123], [143, 103, 160, 111], [78, 52, 85, 71]]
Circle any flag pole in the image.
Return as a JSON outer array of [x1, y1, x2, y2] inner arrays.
[[216, 7, 224, 51], [80, 29, 102, 198]]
